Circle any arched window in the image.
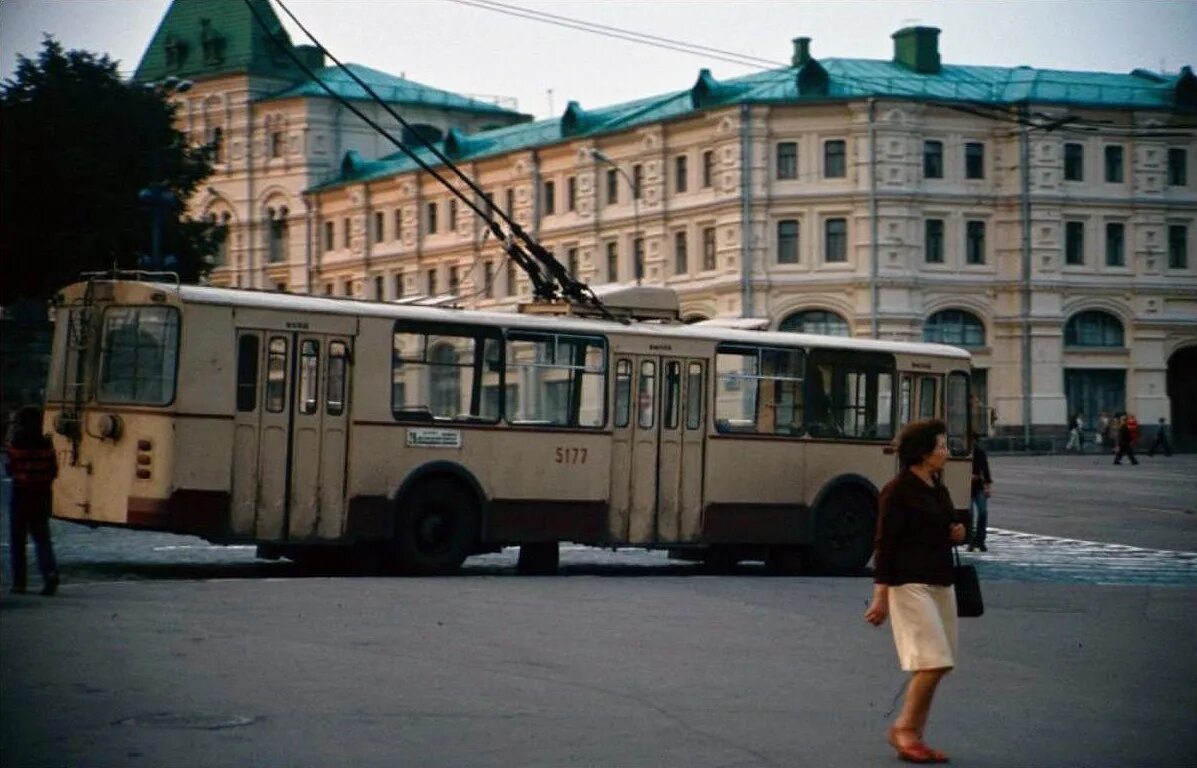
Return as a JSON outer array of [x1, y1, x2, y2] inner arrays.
[[1065, 310, 1124, 347], [205, 211, 231, 265], [924, 309, 985, 347], [779, 310, 850, 337], [266, 205, 289, 264]]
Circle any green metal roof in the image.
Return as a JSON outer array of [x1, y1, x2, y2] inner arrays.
[[315, 56, 1195, 192], [260, 63, 525, 116], [134, 0, 300, 83]]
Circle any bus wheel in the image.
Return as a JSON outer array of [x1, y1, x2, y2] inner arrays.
[[516, 542, 559, 575], [810, 485, 876, 575], [394, 478, 478, 575]]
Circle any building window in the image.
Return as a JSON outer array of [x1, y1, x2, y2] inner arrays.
[[209, 126, 224, 164], [966, 221, 986, 265], [567, 176, 577, 211], [923, 140, 943, 179], [1065, 311, 1123, 347], [427, 268, 438, 296], [702, 150, 714, 188], [324, 221, 334, 251], [342, 217, 350, 248], [1168, 148, 1188, 186], [1065, 221, 1085, 265], [824, 139, 846, 178], [543, 180, 556, 215], [674, 231, 688, 274], [606, 241, 618, 282], [924, 309, 985, 347], [394, 272, 404, 299], [606, 168, 619, 205], [1104, 145, 1124, 183], [632, 164, 643, 200], [702, 226, 716, 270], [1105, 222, 1125, 267], [778, 219, 799, 264], [965, 142, 984, 179], [567, 247, 579, 277], [1064, 143, 1084, 181], [925, 219, 944, 264], [777, 142, 797, 180], [779, 309, 850, 337], [1169, 224, 1188, 269], [426, 202, 437, 234], [506, 260, 518, 296], [449, 265, 460, 294], [675, 155, 688, 193], [505, 188, 515, 215], [482, 261, 494, 298], [633, 237, 644, 278], [448, 199, 458, 230], [374, 274, 385, 300], [270, 130, 283, 158], [824, 218, 846, 263], [268, 209, 288, 263], [374, 211, 384, 243], [393, 209, 402, 241]]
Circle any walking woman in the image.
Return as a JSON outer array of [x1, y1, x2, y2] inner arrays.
[[866, 419, 966, 764], [5, 405, 60, 595]]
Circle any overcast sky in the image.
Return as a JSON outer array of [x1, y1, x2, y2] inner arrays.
[[2, 0, 1195, 119]]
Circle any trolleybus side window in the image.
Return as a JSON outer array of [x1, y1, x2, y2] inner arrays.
[[505, 332, 606, 427], [917, 376, 938, 419], [806, 351, 895, 439], [265, 337, 287, 413], [637, 360, 656, 428], [685, 362, 704, 430], [715, 344, 804, 435], [236, 335, 259, 412], [946, 371, 970, 456], [298, 340, 320, 415], [663, 361, 681, 429], [614, 359, 632, 428], [97, 306, 180, 406], [899, 374, 914, 425], [327, 341, 348, 416], [391, 322, 502, 423]]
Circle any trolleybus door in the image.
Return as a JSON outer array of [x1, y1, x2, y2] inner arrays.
[[612, 355, 707, 545], [254, 333, 293, 539], [288, 335, 352, 540]]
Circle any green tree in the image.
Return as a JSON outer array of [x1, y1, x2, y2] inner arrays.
[[0, 37, 216, 303]]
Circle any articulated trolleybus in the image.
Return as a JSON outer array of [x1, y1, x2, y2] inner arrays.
[[45, 276, 973, 575]]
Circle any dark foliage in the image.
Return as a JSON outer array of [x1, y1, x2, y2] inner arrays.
[[0, 38, 217, 303]]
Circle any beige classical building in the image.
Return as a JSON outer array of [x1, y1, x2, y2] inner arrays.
[[135, 1, 1197, 447]]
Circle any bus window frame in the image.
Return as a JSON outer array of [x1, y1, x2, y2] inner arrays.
[[946, 370, 971, 456], [236, 334, 260, 413], [804, 349, 896, 441], [503, 330, 608, 429], [391, 320, 503, 425], [326, 340, 349, 416], [95, 304, 182, 408], [713, 342, 806, 437]]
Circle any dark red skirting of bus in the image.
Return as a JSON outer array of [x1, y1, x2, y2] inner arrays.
[[127, 491, 231, 537]]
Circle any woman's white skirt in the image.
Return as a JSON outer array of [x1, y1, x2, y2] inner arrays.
[[888, 583, 958, 671]]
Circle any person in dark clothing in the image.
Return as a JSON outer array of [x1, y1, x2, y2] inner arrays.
[[1113, 414, 1139, 466], [967, 439, 993, 552], [5, 405, 59, 595], [866, 419, 966, 764], [1147, 417, 1173, 458]]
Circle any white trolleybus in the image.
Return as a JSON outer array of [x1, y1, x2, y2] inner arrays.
[[44, 276, 974, 575]]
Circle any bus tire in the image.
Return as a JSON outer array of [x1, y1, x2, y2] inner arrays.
[[516, 542, 559, 575], [809, 485, 876, 575], [393, 477, 478, 575]]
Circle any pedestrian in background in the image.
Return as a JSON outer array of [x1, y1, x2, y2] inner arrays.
[[1127, 413, 1140, 447], [1113, 414, 1139, 466], [1096, 411, 1110, 451], [866, 418, 966, 764], [1065, 412, 1084, 452], [4, 405, 60, 595], [1147, 417, 1173, 458], [968, 437, 993, 552]]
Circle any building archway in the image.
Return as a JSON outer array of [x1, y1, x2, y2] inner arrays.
[[1167, 345, 1197, 452]]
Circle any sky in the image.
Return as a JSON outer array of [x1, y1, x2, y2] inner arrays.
[[2, 0, 1196, 120]]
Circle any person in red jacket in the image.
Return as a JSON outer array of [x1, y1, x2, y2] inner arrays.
[[5, 405, 59, 595]]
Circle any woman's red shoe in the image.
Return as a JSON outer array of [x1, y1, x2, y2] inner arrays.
[[896, 742, 948, 764]]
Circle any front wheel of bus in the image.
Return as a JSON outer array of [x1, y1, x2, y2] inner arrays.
[[809, 485, 876, 576], [394, 478, 478, 575]]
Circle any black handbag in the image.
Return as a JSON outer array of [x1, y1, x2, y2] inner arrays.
[[953, 548, 984, 618]]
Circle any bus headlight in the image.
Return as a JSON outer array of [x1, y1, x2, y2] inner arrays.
[[98, 413, 123, 442]]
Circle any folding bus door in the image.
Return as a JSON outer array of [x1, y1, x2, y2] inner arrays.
[[288, 334, 352, 540], [655, 358, 707, 542]]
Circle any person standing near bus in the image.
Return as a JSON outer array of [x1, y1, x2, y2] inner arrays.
[[967, 437, 992, 552], [4, 405, 60, 595], [866, 419, 966, 764]]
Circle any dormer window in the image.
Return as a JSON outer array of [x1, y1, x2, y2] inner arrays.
[[200, 20, 226, 65], [164, 34, 188, 69]]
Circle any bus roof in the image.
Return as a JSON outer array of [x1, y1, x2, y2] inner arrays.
[[94, 281, 971, 362]]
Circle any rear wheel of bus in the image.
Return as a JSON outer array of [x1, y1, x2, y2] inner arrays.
[[809, 485, 876, 575], [393, 477, 478, 575]]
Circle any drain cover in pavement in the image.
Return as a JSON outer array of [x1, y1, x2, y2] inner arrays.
[[118, 712, 257, 730]]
